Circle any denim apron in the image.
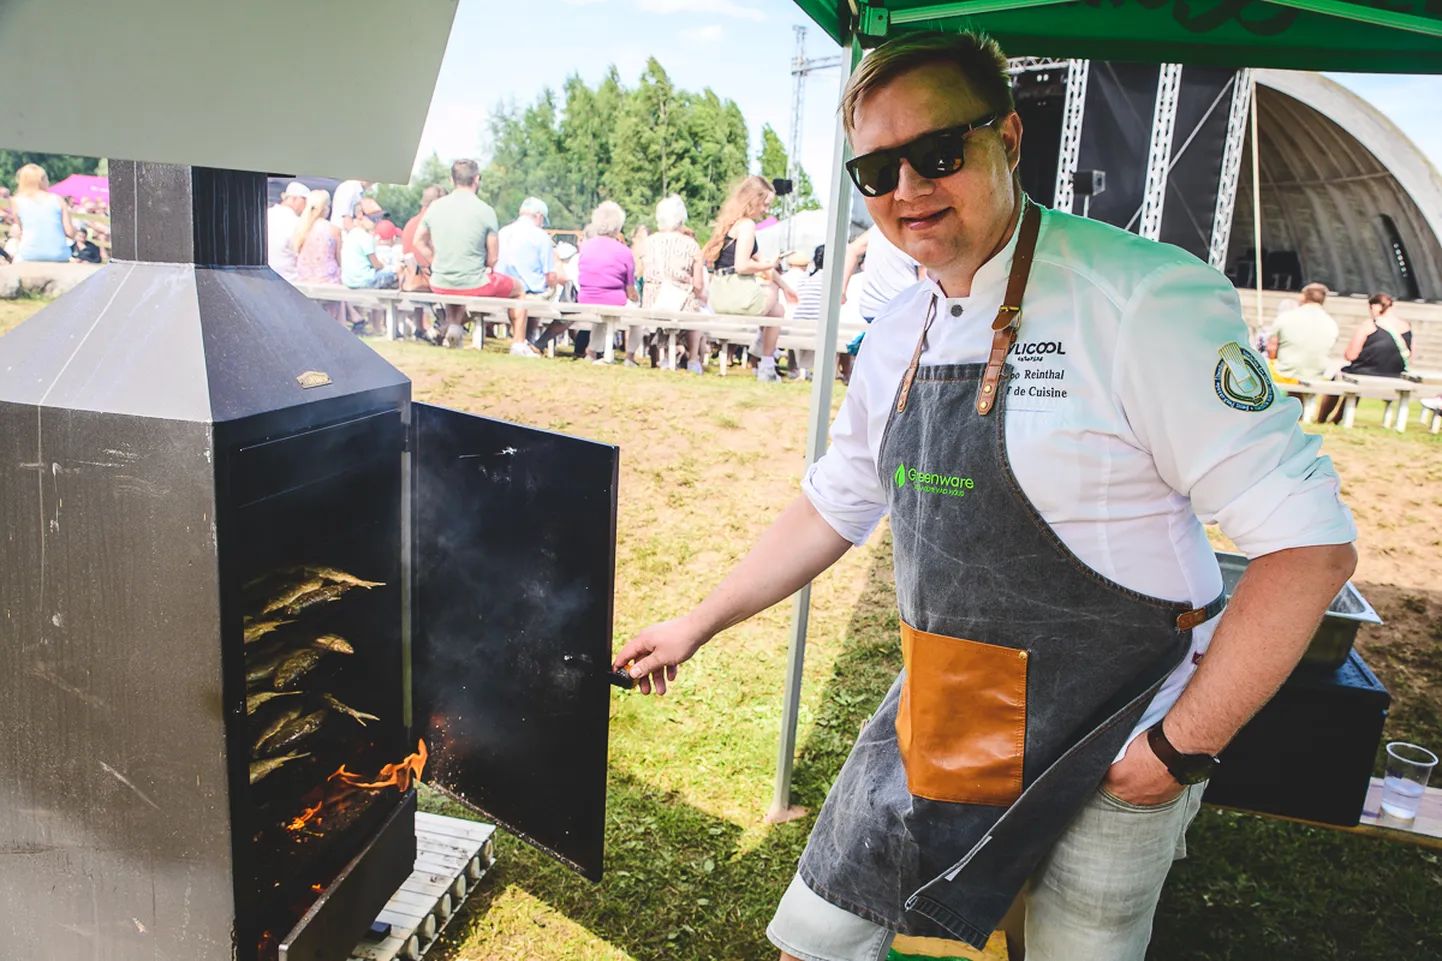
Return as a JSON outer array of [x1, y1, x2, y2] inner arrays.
[[796, 202, 1224, 949]]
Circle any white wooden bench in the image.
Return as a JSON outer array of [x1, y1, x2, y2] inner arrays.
[[1340, 373, 1417, 433], [1291, 379, 1360, 427]]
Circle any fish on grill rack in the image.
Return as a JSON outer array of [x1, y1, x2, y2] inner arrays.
[[257, 710, 329, 757], [282, 584, 350, 617], [323, 693, 379, 726], [253, 704, 305, 757], [301, 566, 385, 590], [273, 649, 327, 690], [259, 576, 325, 615], [246, 690, 300, 715], [249, 752, 310, 785], [242, 618, 295, 645]]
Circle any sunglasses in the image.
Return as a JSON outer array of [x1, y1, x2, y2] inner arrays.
[[845, 113, 999, 197]]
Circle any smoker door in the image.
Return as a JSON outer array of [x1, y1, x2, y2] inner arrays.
[[410, 402, 617, 881]]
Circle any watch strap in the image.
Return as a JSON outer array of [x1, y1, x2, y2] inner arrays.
[[1147, 721, 1218, 785]]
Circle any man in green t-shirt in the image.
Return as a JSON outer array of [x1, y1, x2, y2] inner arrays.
[[414, 159, 520, 347]]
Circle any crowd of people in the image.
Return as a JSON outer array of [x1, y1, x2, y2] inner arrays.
[[265, 161, 872, 382], [1261, 281, 1416, 422], [0, 164, 108, 265]]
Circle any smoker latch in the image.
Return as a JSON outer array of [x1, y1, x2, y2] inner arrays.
[[607, 669, 635, 690]]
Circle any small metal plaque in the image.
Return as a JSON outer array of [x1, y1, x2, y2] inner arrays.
[[297, 371, 332, 390]]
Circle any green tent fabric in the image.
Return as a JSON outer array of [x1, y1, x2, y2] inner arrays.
[[792, 0, 1442, 73]]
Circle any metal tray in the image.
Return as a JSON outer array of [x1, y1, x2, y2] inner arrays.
[[1214, 551, 1383, 671]]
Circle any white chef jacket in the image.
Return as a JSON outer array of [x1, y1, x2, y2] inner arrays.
[[803, 206, 1357, 756]]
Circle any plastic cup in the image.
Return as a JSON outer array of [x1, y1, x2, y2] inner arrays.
[[1380, 741, 1438, 821]]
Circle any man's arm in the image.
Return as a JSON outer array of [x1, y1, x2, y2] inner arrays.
[[841, 230, 869, 298], [486, 234, 499, 269], [1104, 543, 1355, 804], [612, 494, 851, 694], [1265, 334, 1279, 359]]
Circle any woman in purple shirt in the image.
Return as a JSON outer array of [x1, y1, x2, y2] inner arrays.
[[577, 202, 637, 363]]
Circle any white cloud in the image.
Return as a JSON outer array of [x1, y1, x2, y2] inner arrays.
[[637, 0, 765, 21], [682, 24, 725, 41]]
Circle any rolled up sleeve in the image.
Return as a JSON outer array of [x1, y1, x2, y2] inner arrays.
[[802, 373, 890, 546], [1114, 263, 1356, 558]]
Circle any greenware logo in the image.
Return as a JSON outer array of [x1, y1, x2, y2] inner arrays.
[[894, 462, 975, 498]]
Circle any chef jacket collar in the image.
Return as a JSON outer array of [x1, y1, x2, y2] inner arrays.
[[920, 198, 1029, 308]]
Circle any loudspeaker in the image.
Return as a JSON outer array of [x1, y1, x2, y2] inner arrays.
[[1203, 650, 1389, 827]]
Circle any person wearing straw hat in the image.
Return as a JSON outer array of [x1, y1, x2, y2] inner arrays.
[[615, 29, 1358, 961]]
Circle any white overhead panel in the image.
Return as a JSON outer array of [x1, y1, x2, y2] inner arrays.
[[0, 0, 458, 183]]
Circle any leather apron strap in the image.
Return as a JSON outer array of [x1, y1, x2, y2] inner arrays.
[[894, 199, 1043, 415]]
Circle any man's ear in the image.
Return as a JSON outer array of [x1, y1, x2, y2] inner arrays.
[[1001, 111, 1023, 174]]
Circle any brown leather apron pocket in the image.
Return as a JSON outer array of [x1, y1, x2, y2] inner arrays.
[[896, 621, 1028, 806]]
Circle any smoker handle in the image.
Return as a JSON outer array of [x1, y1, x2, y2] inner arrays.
[[607, 669, 636, 690]]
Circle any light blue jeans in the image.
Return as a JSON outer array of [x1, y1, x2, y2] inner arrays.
[[767, 783, 1205, 961]]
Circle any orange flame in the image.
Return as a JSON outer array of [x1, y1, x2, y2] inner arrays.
[[331, 740, 428, 793], [284, 740, 428, 834]]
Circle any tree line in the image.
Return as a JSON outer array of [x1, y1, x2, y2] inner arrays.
[[378, 58, 819, 240]]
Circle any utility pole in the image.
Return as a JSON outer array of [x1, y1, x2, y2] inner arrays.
[[787, 25, 843, 250]]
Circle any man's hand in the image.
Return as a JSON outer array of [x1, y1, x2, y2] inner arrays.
[[1101, 730, 1185, 807], [612, 615, 710, 695]]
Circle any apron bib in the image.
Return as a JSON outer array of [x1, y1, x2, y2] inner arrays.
[[796, 202, 1223, 949]]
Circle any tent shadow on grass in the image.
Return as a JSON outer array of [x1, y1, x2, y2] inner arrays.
[[429, 540, 1442, 960]]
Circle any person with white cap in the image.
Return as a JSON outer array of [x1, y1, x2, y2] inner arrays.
[[267, 181, 310, 283], [497, 197, 559, 356]]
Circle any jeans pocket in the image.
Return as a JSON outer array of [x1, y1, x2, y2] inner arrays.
[[1096, 784, 1187, 813], [897, 621, 1028, 806]]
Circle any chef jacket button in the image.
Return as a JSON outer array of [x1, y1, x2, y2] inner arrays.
[[949, 304, 963, 317]]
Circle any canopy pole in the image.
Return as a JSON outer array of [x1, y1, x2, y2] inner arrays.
[[1249, 72, 1264, 330], [767, 42, 860, 824]]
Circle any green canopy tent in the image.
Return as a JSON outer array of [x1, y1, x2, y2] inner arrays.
[[768, 0, 1442, 820]]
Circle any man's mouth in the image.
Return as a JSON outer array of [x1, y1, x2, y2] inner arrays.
[[899, 209, 949, 231]]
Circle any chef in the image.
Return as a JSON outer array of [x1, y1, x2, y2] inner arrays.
[[613, 30, 1358, 961]]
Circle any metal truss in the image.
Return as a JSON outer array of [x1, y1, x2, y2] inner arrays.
[[1006, 57, 1072, 76], [1208, 69, 1254, 270], [1138, 63, 1184, 240], [1052, 59, 1089, 215]]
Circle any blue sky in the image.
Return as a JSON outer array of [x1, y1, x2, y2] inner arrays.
[[414, 0, 1442, 209]]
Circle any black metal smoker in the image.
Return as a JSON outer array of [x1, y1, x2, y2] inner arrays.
[[0, 162, 620, 961]]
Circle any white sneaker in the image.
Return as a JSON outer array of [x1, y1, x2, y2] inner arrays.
[[757, 363, 780, 383], [509, 342, 539, 358], [443, 325, 463, 349]]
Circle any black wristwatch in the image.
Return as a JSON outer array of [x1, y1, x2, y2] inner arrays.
[[1147, 721, 1220, 785]]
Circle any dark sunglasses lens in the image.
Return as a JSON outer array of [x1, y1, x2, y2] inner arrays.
[[911, 132, 967, 179], [848, 154, 900, 197]]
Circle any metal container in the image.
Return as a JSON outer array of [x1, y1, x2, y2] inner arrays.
[[1214, 551, 1382, 670]]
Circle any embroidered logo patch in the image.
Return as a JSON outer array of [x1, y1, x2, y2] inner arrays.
[[895, 462, 907, 489], [1213, 343, 1274, 412]]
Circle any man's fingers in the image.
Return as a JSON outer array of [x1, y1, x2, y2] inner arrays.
[[667, 665, 678, 682], [629, 653, 666, 680], [612, 638, 652, 672], [652, 669, 668, 696]]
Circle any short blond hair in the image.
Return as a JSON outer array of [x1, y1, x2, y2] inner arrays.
[[1300, 282, 1328, 305], [841, 31, 1014, 137]]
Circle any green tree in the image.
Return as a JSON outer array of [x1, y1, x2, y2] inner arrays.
[[475, 58, 752, 240], [757, 124, 820, 216], [0, 151, 103, 188], [374, 152, 451, 226]]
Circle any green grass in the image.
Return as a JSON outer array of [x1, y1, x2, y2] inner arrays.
[[2, 300, 1439, 959]]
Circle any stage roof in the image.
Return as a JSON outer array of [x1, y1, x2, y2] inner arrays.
[[793, 0, 1442, 74]]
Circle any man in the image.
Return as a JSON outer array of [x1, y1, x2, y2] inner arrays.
[[71, 222, 101, 264], [1267, 282, 1339, 382], [402, 183, 447, 342], [267, 181, 310, 282], [613, 31, 1357, 961], [330, 179, 373, 231], [838, 225, 925, 380], [413, 159, 519, 349], [497, 196, 559, 357]]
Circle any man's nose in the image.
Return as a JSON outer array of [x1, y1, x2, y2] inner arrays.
[[894, 158, 934, 202]]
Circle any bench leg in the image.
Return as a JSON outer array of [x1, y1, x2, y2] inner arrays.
[[1341, 394, 1358, 429], [471, 312, 484, 351], [385, 303, 398, 341], [1302, 393, 1321, 424], [668, 332, 677, 371], [719, 341, 729, 377], [1396, 396, 1410, 434], [1382, 399, 1395, 429]]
